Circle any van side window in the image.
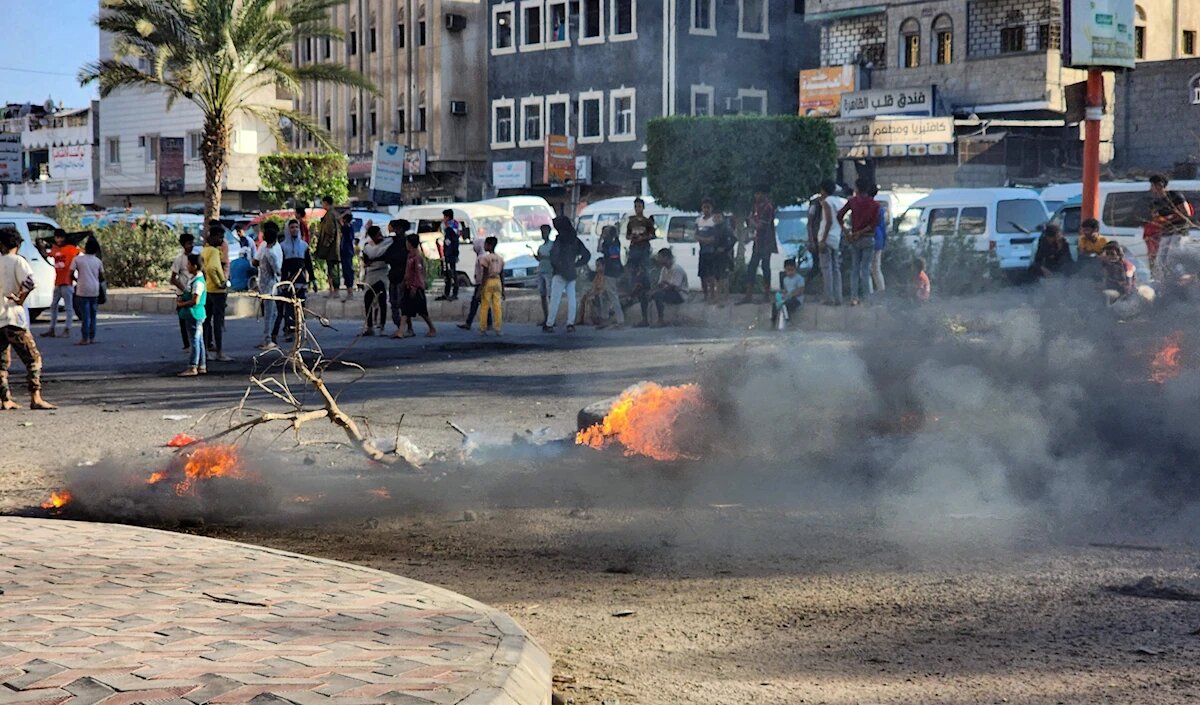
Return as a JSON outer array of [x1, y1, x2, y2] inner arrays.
[[1103, 192, 1156, 229], [927, 208, 958, 237], [576, 215, 595, 237], [667, 217, 697, 243], [959, 207, 987, 237]]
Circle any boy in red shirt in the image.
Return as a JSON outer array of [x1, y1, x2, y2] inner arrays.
[[913, 257, 931, 303], [43, 229, 80, 338]]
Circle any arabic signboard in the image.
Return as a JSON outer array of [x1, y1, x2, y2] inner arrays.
[[840, 87, 935, 119], [0, 133, 20, 184], [799, 65, 857, 117], [403, 149, 427, 176], [49, 144, 90, 180], [1064, 0, 1136, 69], [544, 134, 576, 184], [157, 137, 185, 196], [832, 117, 955, 158], [575, 155, 592, 185], [370, 142, 406, 195], [492, 161, 531, 189]]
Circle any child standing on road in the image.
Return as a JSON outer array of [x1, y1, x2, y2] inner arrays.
[[913, 257, 931, 303], [43, 229, 80, 338], [176, 254, 207, 376], [476, 236, 505, 336], [396, 234, 437, 338], [69, 237, 104, 346]]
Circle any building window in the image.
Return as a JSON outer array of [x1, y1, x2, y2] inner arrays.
[[691, 0, 714, 34], [580, 0, 603, 42], [492, 99, 515, 148], [691, 85, 714, 116], [548, 0, 569, 44], [610, 88, 635, 141], [1185, 30, 1196, 56], [579, 92, 603, 143], [323, 99, 331, 132], [416, 106, 426, 131], [105, 137, 120, 165], [1036, 22, 1059, 50], [1000, 26, 1025, 54], [369, 24, 377, 52], [396, 22, 406, 49], [350, 111, 358, 138], [493, 4, 514, 52], [369, 107, 377, 136], [186, 131, 202, 161], [396, 107, 406, 133], [611, 0, 635, 40], [901, 18, 920, 67], [738, 0, 767, 39], [521, 0, 543, 49], [349, 28, 358, 55], [302, 38, 312, 62], [520, 97, 543, 146], [933, 14, 952, 64], [141, 134, 159, 164], [418, 20, 427, 46], [546, 94, 570, 136], [323, 37, 331, 58], [737, 88, 766, 115]]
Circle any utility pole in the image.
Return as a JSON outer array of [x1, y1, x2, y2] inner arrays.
[[1081, 68, 1104, 222]]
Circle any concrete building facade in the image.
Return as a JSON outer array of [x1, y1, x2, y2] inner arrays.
[[1, 101, 100, 209], [293, 0, 490, 204], [486, 0, 818, 208], [1113, 56, 1200, 175]]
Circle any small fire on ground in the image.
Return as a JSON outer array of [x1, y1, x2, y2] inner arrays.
[[576, 382, 709, 461], [1150, 332, 1184, 384]]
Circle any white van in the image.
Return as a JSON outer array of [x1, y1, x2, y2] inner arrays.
[[0, 212, 60, 320], [1039, 183, 1083, 214], [575, 197, 707, 286], [392, 203, 541, 286], [893, 188, 1049, 271], [478, 196, 556, 235]]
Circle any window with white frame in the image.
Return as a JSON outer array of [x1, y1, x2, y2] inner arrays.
[[492, 3, 514, 53], [186, 131, 202, 160], [579, 92, 604, 143], [691, 0, 714, 34], [580, 0, 603, 42], [738, 0, 767, 38], [521, 0, 544, 49], [611, 0, 635, 40], [547, 0, 569, 45], [738, 88, 766, 114], [691, 85, 714, 116], [492, 99, 516, 148], [105, 137, 120, 165], [520, 97, 544, 146], [610, 88, 636, 141], [546, 94, 570, 136], [140, 134, 159, 164]]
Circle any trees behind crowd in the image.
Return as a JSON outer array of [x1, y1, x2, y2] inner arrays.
[[645, 116, 837, 214], [259, 153, 349, 210]]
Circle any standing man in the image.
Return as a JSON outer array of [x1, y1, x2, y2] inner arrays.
[[295, 204, 311, 243], [625, 197, 657, 327], [201, 224, 232, 361], [339, 211, 357, 300], [711, 211, 736, 304], [437, 209, 462, 301], [476, 236, 505, 336], [1149, 174, 1193, 278], [255, 222, 283, 351], [695, 197, 719, 303], [817, 181, 845, 306], [315, 196, 341, 298], [544, 216, 591, 333], [43, 229, 79, 338], [170, 232, 197, 350], [742, 188, 778, 304], [0, 228, 55, 410], [535, 224, 554, 323], [277, 219, 315, 343], [360, 225, 392, 336], [869, 185, 887, 294], [837, 178, 881, 306]]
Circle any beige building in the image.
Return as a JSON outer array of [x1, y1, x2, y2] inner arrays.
[[293, 0, 489, 204], [1131, 0, 1200, 62]]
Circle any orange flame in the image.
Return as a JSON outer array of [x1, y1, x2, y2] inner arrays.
[[576, 383, 707, 461], [166, 433, 198, 448], [368, 487, 391, 499], [41, 490, 73, 510], [175, 444, 245, 496], [1150, 332, 1184, 384], [146, 471, 168, 485]]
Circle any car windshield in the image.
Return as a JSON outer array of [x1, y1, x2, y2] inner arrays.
[[776, 211, 809, 243], [474, 216, 533, 242], [996, 200, 1047, 234], [1056, 206, 1081, 236], [576, 215, 595, 237], [894, 206, 923, 237], [512, 205, 553, 230]]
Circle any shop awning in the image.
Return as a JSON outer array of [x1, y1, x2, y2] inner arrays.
[[804, 5, 885, 23]]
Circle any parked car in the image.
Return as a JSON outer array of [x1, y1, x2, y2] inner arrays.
[[392, 203, 541, 287], [1047, 181, 1200, 262], [1049, 195, 1153, 282], [479, 196, 556, 235], [893, 188, 1049, 272], [0, 211, 59, 320]]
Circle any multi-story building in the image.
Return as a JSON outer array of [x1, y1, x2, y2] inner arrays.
[[805, 0, 1102, 188], [291, 0, 489, 204], [95, 30, 286, 213], [487, 0, 818, 208], [1, 101, 100, 209], [1127, 0, 1200, 62]]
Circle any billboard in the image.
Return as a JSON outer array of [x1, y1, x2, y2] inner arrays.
[[492, 161, 531, 189], [49, 144, 91, 180], [158, 137, 185, 196], [370, 142, 406, 195], [544, 134, 576, 184], [403, 149, 427, 176], [840, 86, 935, 119], [832, 117, 955, 158], [1064, 0, 1136, 69], [0, 133, 20, 184], [798, 65, 856, 117]]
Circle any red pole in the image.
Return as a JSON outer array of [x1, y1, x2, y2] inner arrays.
[[1082, 68, 1104, 222]]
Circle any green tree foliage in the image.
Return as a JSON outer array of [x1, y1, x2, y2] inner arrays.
[[259, 153, 349, 209], [95, 218, 177, 287], [80, 0, 377, 222], [646, 116, 837, 213]]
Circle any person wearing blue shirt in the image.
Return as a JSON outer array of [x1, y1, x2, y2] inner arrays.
[[869, 185, 887, 294]]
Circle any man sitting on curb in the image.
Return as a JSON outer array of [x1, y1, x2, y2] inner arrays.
[[650, 248, 688, 327]]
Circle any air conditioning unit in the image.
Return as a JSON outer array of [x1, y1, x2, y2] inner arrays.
[[445, 13, 467, 31], [450, 100, 468, 116]]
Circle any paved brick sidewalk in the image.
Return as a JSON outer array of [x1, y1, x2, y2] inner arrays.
[[0, 518, 551, 705]]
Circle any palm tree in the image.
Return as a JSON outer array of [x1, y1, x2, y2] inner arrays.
[[80, 0, 376, 222]]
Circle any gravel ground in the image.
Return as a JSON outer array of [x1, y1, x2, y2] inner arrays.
[[4, 312, 1200, 705]]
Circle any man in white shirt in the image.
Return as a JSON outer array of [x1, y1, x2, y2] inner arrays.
[[650, 248, 689, 327], [254, 222, 284, 350], [169, 232, 196, 350], [817, 180, 845, 306], [0, 227, 55, 410]]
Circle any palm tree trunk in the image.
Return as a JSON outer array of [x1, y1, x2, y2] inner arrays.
[[201, 115, 230, 223]]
